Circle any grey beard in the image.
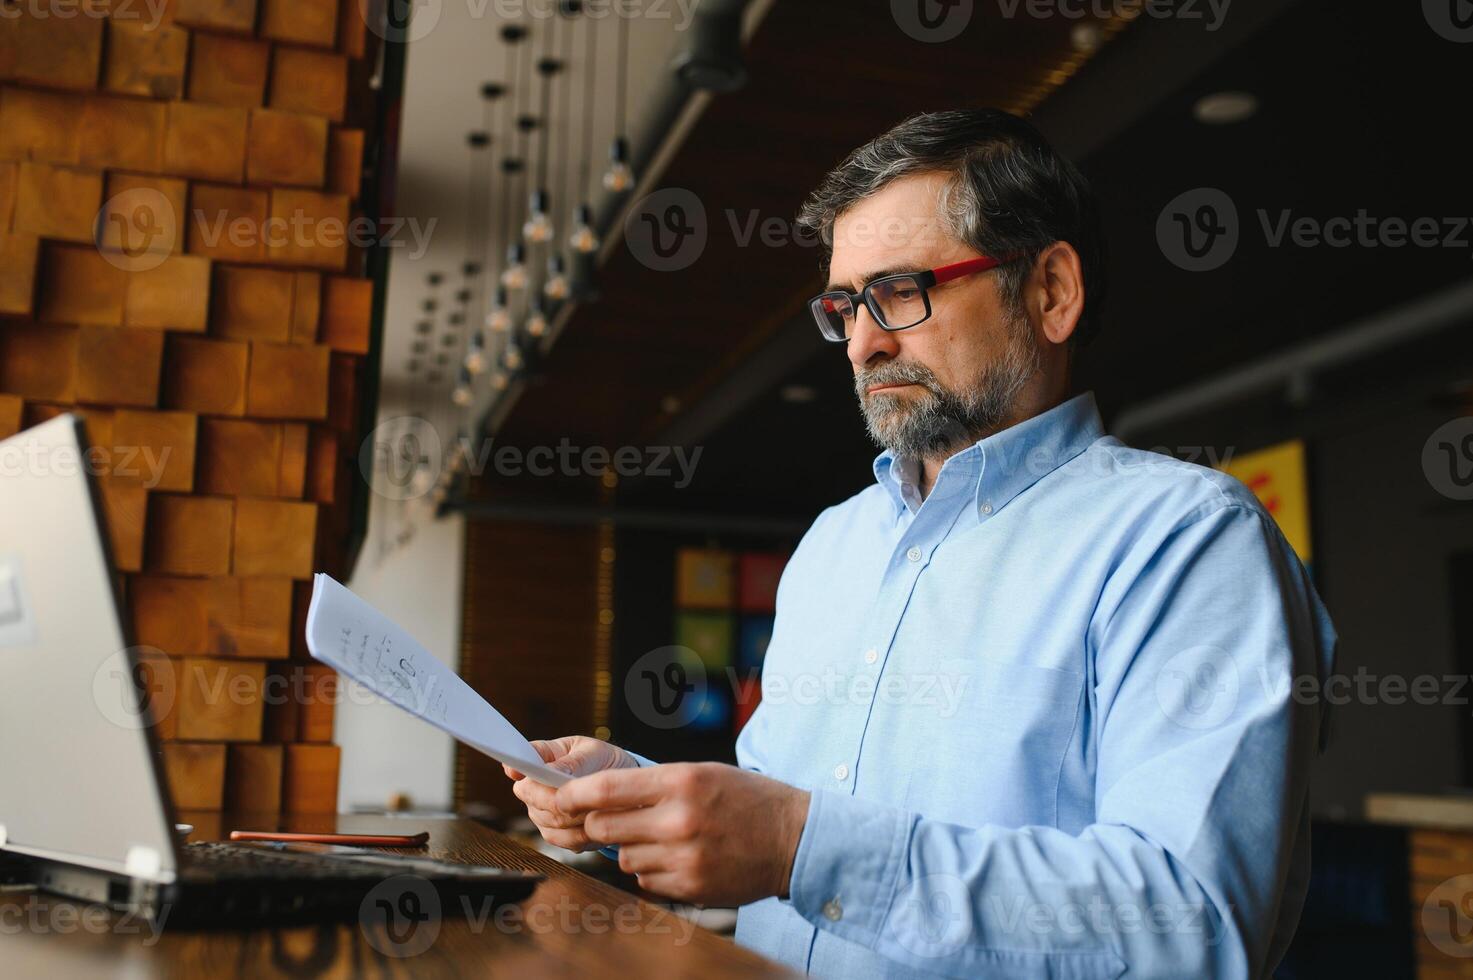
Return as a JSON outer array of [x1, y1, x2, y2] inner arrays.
[[854, 321, 1039, 461]]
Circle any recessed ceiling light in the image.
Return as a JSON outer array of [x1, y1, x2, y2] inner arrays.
[[781, 384, 817, 404], [1193, 91, 1259, 125]]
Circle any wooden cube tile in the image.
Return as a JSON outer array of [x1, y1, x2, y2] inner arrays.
[[279, 423, 308, 497], [103, 19, 188, 99], [246, 108, 327, 187], [7, 11, 103, 91], [0, 230, 40, 316], [246, 342, 329, 419], [124, 253, 212, 331], [305, 426, 336, 503], [78, 95, 168, 173], [146, 493, 233, 575], [77, 326, 163, 406], [225, 743, 283, 812], [96, 480, 146, 571], [326, 127, 363, 200], [110, 409, 197, 491], [261, 667, 299, 742], [215, 577, 293, 658], [212, 264, 293, 342], [99, 172, 187, 258], [131, 575, 292, 659], [326, 352, 358, 431], [0, 323, 79, 402], [268, 47, 347, 122], [232, 497, 315, 577], [319, 276, 373, 354], [290, 271, 321, 343], [162, 742, 226, 809], [39, 244, 128, 326], [175, 658, 265, 742], [11, 162, 103, 242], [171, 0, 257, 32], [187, 32, 269, 108], [260, 0, 336, 47], [297, 665, 337, 742], [23, 403, 113, 449], [0, 394, 21, 439], [162, 335, 248, 415], [0, 160, 15, 225], [187, 183, 268, 262], [198, 418, 284, 496], [339, 0, 367, 59], [282, 744, 339, 813], [163, 101, 248, 183], [266, 188, 349, 270], [0, 87, 82, 164], [130, 575, 211, 656]]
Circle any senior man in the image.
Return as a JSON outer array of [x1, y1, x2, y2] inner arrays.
[[504, 109, 1335, 978]]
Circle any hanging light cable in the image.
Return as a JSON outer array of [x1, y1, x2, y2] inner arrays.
[[545, 3, 575, 302], [569, 5, 600, 254], [523, 17, 560, 246], [602, 9, 635, 193], [460, 130, 490, 382], [500, 24, 530, 291]]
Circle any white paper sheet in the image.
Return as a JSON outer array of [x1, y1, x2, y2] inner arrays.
[[305, 573, 569, 787]]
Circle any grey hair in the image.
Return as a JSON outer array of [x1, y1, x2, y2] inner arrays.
[[796, 108, 1106, 345]]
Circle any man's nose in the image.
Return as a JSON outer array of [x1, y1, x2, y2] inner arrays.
[[846, 305, 900, 371]]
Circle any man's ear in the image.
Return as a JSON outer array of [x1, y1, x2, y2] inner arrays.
[[1031, 242, 1084, 347]]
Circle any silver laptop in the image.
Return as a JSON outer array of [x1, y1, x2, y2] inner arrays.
[[0, 414, 538, 927]]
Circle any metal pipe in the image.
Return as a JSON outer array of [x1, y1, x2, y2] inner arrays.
[[1112, 278, 1473, 442]]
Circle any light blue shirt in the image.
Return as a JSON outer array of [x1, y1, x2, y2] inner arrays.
[[727, 391, 1336, 979]]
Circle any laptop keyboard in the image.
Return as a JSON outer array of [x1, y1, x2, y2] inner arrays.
[[183, 842, 389, 881]]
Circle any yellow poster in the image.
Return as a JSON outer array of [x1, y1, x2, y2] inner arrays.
[[1219, 440, 1312, 563]]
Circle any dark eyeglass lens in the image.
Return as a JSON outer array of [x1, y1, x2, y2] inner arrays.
[[867, 276, 927, 329], [811, 293, 853, 340]]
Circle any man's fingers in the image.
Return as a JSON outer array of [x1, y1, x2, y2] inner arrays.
[[502, 763, 526, 781], [615, 842, 667, 875], [555, 767, 663, 815], [584, 802, 688, 845], [527, 804, 583, 831], [540, 825, 593, 852], [513, 775, 560, 811]]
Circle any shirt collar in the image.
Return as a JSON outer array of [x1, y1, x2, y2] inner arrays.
[[872, 391, 1105, 519]]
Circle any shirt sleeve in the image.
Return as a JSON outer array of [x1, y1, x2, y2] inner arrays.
[[784, 502, 1333, 979]]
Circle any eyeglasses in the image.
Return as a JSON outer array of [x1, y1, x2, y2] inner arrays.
[[808, 255, 1014, 342]]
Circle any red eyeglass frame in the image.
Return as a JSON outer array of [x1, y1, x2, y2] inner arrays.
[[810, 254, 1015, 342]]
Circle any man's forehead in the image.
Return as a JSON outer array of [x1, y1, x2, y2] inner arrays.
[[828, 173, 957, 283]]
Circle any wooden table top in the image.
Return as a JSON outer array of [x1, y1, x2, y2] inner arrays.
[[0, 813, 789, 978]]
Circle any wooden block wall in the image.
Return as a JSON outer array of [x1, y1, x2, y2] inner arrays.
[[0, 2, 379, 814]]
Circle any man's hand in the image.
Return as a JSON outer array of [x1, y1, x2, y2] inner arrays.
[[502, 736, 638, 852], [556, 762, 811, 907]]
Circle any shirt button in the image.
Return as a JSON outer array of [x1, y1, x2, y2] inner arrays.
[[823, 898, 843, 922], [906, 546, 922, 562], [981, 501, 993, 515], [833, 763, 849, 781], [864, 648, 878, 665]]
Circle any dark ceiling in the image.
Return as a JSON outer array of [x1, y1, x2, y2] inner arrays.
[[474, 0, 1473, 527]]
